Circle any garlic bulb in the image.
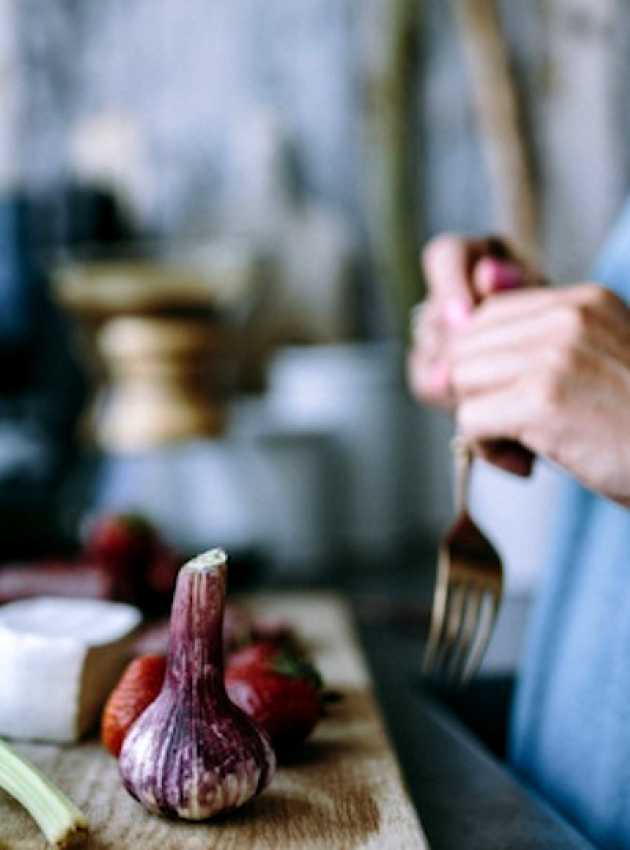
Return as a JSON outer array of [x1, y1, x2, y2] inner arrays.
[[119, 549, 275, 819]]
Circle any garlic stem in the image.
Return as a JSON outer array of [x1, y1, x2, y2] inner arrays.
[[0, 737, 88, 849], [166, 548, 227, 694]]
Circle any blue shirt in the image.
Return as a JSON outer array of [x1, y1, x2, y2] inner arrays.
[[510, 200, 630, 849]]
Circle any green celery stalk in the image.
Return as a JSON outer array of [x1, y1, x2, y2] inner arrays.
[[0, 738, 88, 848]]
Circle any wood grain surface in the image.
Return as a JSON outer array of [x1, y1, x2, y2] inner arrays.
[[0, 593, 428, 850]]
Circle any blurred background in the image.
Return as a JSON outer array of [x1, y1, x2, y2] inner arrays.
[[0, 0, 627, 645]]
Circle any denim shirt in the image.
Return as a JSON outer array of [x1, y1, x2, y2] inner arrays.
[[510, 200, 630, 849]]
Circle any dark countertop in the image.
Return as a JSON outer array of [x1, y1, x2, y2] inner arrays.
[[351, 587, 596, 850]]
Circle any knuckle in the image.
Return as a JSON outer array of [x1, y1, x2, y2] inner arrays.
[[558, 303, 588, 341], [580, 282, 602, 302], [580, 282, 616, 310], [546, 341, 575, 377], [532, 367, 562, 419]]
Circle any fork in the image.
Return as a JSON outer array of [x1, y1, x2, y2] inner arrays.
[[422, 437, 503, 685]]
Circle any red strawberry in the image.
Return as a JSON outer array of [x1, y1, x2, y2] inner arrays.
[[225, 643, 323, 757], [84, 513, 157, 603], [83, 513, 181, 611], [101, 655, 166, 757], [85, 513, 156, 566]]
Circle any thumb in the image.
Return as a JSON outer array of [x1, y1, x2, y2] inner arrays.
[[421, 235, 477, 311]]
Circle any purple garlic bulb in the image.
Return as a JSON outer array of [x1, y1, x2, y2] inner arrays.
[[119, 549, 275, 819]]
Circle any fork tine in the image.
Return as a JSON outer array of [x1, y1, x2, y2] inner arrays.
[[460, 589, 500, 684], [439, 582, 467, 674], [446, 583, 483, 683], [422, 552, 450, 674], [424, 438, 503, 685], [429, 581, 461, 675]]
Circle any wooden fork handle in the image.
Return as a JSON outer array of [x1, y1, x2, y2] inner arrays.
[[453, 437, 533, 500], [478, 438, 534, 477]]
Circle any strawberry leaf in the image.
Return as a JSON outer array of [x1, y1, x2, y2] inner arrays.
[[271, 653, 323, 690]]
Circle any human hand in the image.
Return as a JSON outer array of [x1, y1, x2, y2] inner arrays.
[[407, 233, 543, 475], [452, 284, 630, 505], [407, 233, 542, 410]]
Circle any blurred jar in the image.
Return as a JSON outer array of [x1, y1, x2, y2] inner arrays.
[[230, 396, 342, 580], [264, 342, 408, 567]]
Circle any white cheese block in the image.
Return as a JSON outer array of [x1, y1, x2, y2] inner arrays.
[[0, 596, 142, 743]]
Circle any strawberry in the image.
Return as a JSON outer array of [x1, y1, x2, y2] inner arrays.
[[225, 643, 323, 757], [85, 513, 156, 566], [83, 513, 181, 611], [101, 655, 166, 757]]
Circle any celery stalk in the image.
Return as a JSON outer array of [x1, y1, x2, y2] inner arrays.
[[0, 738, 88, 849]]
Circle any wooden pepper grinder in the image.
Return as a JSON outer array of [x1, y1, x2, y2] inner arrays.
[[54, 259, 248, 453], [95, 313, 225, 453]]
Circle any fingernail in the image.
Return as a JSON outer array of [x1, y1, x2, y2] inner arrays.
[[444, 298, 472, 329], [477, 257, 524, 292]]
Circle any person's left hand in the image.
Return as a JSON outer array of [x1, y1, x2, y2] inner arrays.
[[451, 283, 630, 506]]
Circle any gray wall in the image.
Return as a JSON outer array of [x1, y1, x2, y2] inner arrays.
[[9, 1, 630, 282]]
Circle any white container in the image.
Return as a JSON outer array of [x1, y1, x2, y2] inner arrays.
[[240, 429, 341, 578], [266, 342, 408, 564], [95, 439, 262, 555]]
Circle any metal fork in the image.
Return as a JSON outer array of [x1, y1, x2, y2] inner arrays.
[[422, 438, 503, 685]]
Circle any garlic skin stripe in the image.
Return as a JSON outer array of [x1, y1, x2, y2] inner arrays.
[[119, 549, 276, 819]]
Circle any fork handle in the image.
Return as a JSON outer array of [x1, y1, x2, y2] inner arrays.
[[452, 436, 473, 513]]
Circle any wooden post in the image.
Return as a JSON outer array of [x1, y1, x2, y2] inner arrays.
[[360, 0, 423, 330], [452, 0, 539, 261]]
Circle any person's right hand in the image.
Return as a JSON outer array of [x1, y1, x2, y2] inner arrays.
[[407, 233, 545, 474]]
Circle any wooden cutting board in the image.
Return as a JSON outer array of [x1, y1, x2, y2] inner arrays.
[[0, 593, 428, 850]]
